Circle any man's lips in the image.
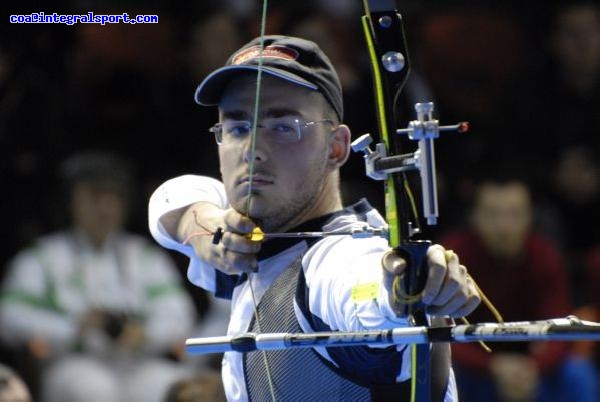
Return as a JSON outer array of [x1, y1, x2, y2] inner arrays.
[[237, 175, 274, 186]]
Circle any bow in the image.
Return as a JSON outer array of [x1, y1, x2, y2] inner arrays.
[[354, 2, 441, 401], [358, 2, 429, 400]]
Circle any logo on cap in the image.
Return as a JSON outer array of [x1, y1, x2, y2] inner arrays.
[[231, 45, 299, 65]]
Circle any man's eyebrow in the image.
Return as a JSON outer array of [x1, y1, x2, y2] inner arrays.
[[222, 110, 251, 120], [222, 108, 303, 121], [263, 108, 303, 118]]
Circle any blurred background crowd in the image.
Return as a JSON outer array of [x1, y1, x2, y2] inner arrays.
[[0, 0, 598, 401]]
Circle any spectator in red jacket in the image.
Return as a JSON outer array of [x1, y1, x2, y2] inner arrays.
[[441, 177, 597, 402]]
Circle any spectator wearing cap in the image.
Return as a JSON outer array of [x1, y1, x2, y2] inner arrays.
[[0, 151, 196, 402]]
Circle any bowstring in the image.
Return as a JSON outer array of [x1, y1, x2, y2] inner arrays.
[[246, 1, 277, 401]]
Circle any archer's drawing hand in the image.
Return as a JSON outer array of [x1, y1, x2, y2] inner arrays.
[[178, 202, 261, 275], [382, 244, 480, 318]]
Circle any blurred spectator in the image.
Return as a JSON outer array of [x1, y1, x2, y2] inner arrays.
[[187, 11, 244, 84], [530, 147, 599, 311], [187, 293, 230, 373], [0, 363, 31, 402], [416, 7, 527, 172], [0, 151, 196, 402], [543, 1, 600, 152], [62, 6, 198, 188], [412, 7, 541, 238], [440, 176, 597, 402], [532, 3, 600, 236], [70, 6, 178, 80], [0, 27, 71, 267], [288, 13, 361, 97], [550, 147, 600, 264], [164, 372, 226, 402], [553, 2, 599, 90]]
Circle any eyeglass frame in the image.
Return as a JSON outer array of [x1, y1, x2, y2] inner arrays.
[[209, 117, 337, 145]]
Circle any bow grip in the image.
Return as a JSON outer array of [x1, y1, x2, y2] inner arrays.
[[396, 240, 431, 317]]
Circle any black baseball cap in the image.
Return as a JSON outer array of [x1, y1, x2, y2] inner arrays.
[[194, 35, 343, 121]]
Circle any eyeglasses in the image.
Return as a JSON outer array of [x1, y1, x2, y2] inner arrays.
[[209, 117, 335, 145]]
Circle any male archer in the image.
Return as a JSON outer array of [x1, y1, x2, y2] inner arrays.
[[149, 35, 479, 401]]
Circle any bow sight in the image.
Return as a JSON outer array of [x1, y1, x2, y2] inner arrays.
[[352, 102, 469, 228]]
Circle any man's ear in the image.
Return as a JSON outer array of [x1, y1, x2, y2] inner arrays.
[[327, 124, 351, 169]]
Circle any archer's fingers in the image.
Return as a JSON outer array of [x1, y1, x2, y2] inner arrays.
[[429, 261, 466, 306], [224, 209, 256, 234], [427, 275, 479, 317], [221, 231, 262, 254], [453, 291, 481, 317], [219, 248, 257, 275], [421, 244, 448, 304], [427, 296, 480, 317]]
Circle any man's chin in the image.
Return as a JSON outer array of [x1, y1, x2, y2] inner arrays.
[[246, 198, 272, 220], [231, 194, 269, 217]]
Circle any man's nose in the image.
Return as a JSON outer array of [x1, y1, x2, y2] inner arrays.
[[242, 131, 268, 164]]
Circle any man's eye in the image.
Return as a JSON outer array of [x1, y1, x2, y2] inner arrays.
[[227, 123, 251, 137], [271, 123, 295, 133]]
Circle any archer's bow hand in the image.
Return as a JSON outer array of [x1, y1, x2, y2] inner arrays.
[[382, 244, 480, 318], [178, 202, 261, 275]]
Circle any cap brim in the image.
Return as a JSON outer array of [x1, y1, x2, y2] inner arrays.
[[194, 65, 318, 106]]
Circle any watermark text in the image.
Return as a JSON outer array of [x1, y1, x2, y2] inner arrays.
[[9, 12, 158, 25]]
